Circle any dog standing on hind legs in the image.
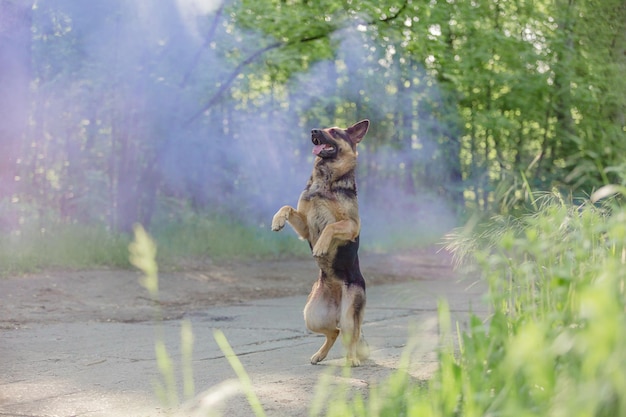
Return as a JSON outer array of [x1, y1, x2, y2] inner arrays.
[[271, 119, 370, 367]]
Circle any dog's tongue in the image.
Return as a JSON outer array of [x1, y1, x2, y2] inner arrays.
[[312, 144, 325, 155]]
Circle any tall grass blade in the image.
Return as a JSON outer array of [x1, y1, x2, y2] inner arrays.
[[130, 224, 180, 409], [590, 184, 626, 203], [181, 320, 195, 401], [213, 329, 267, 417]]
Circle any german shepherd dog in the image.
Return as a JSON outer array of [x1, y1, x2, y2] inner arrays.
[[271, 120, 370, 367]]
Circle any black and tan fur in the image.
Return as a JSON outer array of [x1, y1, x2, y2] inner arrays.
[[271, 120, 370, 367]]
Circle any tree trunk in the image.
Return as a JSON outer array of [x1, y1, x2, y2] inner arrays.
[[552, 0, 577, 161], [0, 0, 32, 209]]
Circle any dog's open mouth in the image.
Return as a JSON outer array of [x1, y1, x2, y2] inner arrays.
[[311, 133, 337, 158], [312, 143, 335, 156]]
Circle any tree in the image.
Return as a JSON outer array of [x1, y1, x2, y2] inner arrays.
[[0, 0, 32, 229]]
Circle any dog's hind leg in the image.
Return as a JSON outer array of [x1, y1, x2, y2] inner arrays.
[[304, 277, 342, 364], [356, 332, 370, 362], [310, 328, 340, 364], [340, 284, 367, 367]]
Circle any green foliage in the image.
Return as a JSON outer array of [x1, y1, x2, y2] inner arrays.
[[318, 191, 626, 416], [232, 0, 339, 82], [448, 193, 626, 416]]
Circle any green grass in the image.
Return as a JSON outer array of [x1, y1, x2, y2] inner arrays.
[[0, 212, 310, 276], [0, 223, 131, 276], [150, 213, 310, 265], [316, 190, 626, 416], [0, 205, 450, 276]]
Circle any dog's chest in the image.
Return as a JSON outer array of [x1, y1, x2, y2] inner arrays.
[[302, 179, 334, 202], [301, 179, 355, 240]]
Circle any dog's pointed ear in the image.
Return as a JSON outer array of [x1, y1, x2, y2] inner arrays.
[[346, 119, 369, 144]]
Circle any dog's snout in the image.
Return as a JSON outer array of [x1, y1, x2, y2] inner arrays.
[[312, 129, 322, 145]]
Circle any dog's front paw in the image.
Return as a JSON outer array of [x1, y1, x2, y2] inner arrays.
[[271, 212, 287, 232], [311, 242, 329, 257], [312, 235, 331, 257]]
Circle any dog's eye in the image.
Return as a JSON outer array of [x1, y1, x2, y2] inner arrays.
[[328, 129, 337, 137]]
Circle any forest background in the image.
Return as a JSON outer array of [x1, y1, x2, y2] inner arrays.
[[1, 0, 625, 271]]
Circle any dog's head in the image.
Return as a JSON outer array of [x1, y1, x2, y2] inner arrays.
[[311, 120, 369, 160]]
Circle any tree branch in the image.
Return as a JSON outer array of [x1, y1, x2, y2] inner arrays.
[[179, 3, 225, 89], [184, 41, 283, 126], [377, 0, 409, 25], [183, 1, 408, 126], [184, 33, 328, 126]]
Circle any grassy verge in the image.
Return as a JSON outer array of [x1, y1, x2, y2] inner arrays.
[[318, 190, 626, 416], [0, 207, 447, 276], [150, 213, 310, 265], [0, 224, 131, 276], [0, 213, 310, 277]]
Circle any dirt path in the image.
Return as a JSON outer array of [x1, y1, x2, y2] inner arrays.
[[0, 248, 453, 328], [0, 248, 477, 417]]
